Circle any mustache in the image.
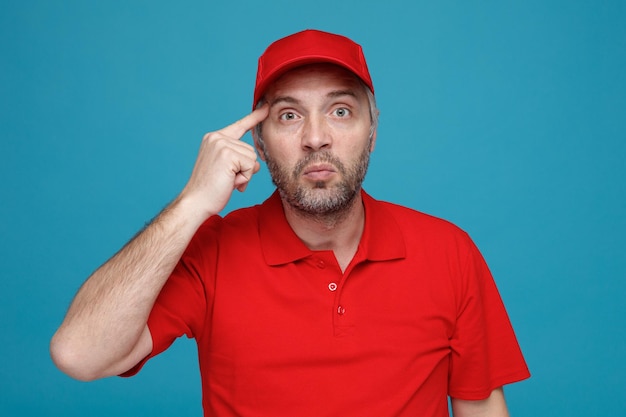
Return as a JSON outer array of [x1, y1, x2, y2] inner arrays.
[[293, 151, 345, 177]]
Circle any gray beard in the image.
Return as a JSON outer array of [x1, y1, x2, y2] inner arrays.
[[265, 148, 371, 222]]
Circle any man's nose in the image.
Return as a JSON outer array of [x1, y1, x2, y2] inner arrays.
[[301, 115, 331, 151]]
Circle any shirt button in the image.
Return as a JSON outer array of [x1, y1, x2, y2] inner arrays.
[[337, 306, 346, 315], [316, 260, 326, 269], [328, 282, 337, 291]]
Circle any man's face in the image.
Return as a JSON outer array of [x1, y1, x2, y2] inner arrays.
[[256, 64, 376, 216]]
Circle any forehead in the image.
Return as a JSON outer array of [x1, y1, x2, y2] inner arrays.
[[263, 63, 366, 100]]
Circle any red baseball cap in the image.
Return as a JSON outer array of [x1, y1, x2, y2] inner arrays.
[[253, 29, 374, 107]]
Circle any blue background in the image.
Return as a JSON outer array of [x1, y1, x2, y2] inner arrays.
[[1, 0, 624, 415]]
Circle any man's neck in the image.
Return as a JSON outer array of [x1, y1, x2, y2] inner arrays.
[[281, 193, 365, 272]]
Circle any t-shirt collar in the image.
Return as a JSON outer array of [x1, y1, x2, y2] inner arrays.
[[258, 190, 406, 266]]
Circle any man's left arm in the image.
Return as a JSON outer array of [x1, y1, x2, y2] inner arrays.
[[451, 387, 510, 417]]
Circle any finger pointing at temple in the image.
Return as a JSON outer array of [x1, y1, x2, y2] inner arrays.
[[219, 103, 269, 140]]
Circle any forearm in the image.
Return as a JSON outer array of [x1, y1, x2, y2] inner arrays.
[[50, 195, 206, 380]]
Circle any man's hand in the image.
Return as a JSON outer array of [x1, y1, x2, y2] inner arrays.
[[181, 104, 269, 218]]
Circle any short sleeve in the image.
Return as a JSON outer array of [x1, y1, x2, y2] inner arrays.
[[447, 237, 530, 399], [120, 221, 216, 377]]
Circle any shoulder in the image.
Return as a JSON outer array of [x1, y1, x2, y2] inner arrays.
[[193, 192, 286, 249], [364, 194, 481, 268], [367, 195, 470, 241], [196, 203, 263, 239]]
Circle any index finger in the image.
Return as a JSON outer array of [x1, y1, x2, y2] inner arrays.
[[219, 103, 269, 139]]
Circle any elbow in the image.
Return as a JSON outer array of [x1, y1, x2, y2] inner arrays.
[[49, 331, 103, 382]]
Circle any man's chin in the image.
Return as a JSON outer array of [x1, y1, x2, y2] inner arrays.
[[313, 180, 329, 189], [289, 186, 358, 215]]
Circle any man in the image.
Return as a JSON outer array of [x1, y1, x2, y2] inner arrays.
[[51, 29, 530, 416]]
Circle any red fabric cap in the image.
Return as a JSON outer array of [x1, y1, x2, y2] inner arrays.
[[253, 29, 374, 107]]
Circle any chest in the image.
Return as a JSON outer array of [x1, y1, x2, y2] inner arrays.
[[206, 249, 457, 362]]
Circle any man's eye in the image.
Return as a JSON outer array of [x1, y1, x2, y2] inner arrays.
[[333, 108, 350, 117], [279, 112, 297, 121]]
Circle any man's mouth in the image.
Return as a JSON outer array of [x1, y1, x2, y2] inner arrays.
[[302, 163, 337, 181]]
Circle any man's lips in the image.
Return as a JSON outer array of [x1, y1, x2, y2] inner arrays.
[[302, 163, 337, 180]]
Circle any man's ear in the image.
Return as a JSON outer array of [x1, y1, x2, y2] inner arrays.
[[369, 128, 378, 152], [251, 127, 267, 162], [369, 109, 380, 152]]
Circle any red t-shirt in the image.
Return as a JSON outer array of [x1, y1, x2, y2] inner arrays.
[[125, 190, 530, 416]]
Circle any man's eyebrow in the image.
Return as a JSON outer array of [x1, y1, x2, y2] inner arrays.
[[269, 96, 300, 108], [327, 89, 358, 99]]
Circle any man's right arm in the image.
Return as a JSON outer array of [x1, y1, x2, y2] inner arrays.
[[50, 105, 269, 381]]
